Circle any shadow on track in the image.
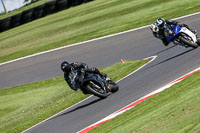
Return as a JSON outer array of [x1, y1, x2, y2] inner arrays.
[[149, 44, 177, 57], [48, 97, 103, 121], [145, 48, 195, 70]]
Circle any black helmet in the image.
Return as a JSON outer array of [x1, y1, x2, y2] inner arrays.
[[156, 18, 165, 28], [61, 61, 71, 72]]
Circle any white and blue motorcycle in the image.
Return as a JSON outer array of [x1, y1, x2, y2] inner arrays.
[[151, 24, 200, 48]]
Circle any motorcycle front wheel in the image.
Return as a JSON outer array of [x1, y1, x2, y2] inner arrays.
[[179, 36, 198, 48], [107, 81, 119, 93], [85, 84, 107, 98]]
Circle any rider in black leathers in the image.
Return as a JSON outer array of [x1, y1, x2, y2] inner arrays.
[[61, 61, 108, 94], [152, 18, 195, 46]]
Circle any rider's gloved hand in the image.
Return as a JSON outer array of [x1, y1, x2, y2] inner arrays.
[[179, 23, 187, 27], [100, 72, 107, 78], [91, 67, 99, 73]]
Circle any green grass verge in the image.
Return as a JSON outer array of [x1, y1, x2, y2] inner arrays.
[[0, 59, 149, 133], [89, 71, 200, 133], [0, 0, 200, 63], [0, 0, 49, 20]]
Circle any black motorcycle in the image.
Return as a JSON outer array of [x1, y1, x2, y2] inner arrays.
[[69, 69, 119, 98]]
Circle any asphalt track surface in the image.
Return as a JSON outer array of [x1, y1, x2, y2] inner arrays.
[[1, 13, 200, 133]]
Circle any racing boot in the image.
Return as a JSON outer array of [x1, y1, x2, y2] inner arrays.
[[162, 39, 169, 46], [99, 72, 107, 79]]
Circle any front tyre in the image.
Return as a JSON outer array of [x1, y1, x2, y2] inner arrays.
[[197, 38, 200, 46], [107, 82, 119, 93], [86, 84, 107, 98], [179, 36, 198, 48]]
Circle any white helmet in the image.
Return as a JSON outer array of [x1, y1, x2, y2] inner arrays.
[[156, 18, 166, 28]]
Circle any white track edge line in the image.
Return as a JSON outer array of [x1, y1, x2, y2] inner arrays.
[[1, 11, 200, 66], [21, 56, 157, 133]]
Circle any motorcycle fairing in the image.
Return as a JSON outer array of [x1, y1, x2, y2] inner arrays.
[[83, 74, 106, 89], [179, 27, 197, 42], [167, 25, 197, 43], [167, 25, 182, 41]]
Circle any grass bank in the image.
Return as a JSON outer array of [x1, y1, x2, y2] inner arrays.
[[0, 0, 200, 63], [90, 71, 200, 133], [0, 59, 149, 133]]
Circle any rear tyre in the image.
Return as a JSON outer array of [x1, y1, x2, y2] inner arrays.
[[11, 13, 21, 28], [0, 17, 11, 32], [21, 8, 34, 24], [179, 36, 198, 48], [85, 84, 107, 98]]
